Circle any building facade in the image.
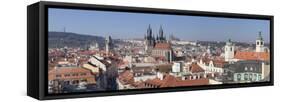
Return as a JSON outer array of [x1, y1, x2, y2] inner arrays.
[[151, 43, 173, 62], [223, 61, 265, 83], [48, 67, 96, 85]]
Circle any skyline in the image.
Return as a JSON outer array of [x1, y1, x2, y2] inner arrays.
[[48, 8, 270, 43]]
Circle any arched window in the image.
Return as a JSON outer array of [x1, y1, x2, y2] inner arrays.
[[258, 75, 262, 80], [249, 73, 253, 81], [253, 74, 257, 81], [244, 73, 248, 80], [237, 74, 241, 81]]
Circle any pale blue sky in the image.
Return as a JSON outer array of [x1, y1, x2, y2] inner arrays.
[[48, 8, 270, 43]]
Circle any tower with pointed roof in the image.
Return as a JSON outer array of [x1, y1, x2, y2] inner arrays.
[[144, 24, 156, 53], [225, 38, 235, 61], [256, 32, 265, 52], [105, 35, 113, 54], [144, 25, 169, 55], [157, 25, 166, 43]]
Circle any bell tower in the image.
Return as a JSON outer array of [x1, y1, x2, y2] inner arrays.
[[225, 39, 235, 61], [256, 32, 264, 52]]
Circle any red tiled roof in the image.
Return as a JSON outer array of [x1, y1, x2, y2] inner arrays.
[[48, 67, 95, 83], [144, 74, 209, 88], [174, 78, 210, 86], [211, 59, 225, 68], [78, 50, 96, 55], [190, 63, 205, 73], [200, 58, 225, 68], [234, 51, 269, 61], [118, 70, 134, 85], [154, 43, 171, 49], [49, 51, 64, 57], [49, 67, 91, 74]]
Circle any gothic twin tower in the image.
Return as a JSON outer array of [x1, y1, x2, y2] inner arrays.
[[144, 25, 168, 53], [144, 25, 167, 45]]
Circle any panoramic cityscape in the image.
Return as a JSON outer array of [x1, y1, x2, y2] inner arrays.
[[48, 8, 270, 94]]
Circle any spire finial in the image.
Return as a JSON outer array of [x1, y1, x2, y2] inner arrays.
[[257, 31, 263, 40], [159, 25, 163, 38]]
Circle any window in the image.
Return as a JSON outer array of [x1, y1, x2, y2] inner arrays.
[[237, 74, 241, 81], [244, 73, 248, 80], [249, 74, 253, 81], [258, 75, 262, 80], [261, 42, 263, 45], [257, 42, 259, 45], [253, 74, 257, 81], [245, 67, 248, 71]]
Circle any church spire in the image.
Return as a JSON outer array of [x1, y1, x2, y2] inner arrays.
[[147, 24, 152, 39], [257, 31, 263, 40], [159, 25, 163, 39]]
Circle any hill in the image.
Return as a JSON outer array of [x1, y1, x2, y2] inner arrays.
[[48, 32, 105, 48]]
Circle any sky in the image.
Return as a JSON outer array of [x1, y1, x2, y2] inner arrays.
[[48, 8, 270, 43]]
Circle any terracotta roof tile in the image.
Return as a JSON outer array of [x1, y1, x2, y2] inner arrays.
[[48, 67, 95, 83], [49, 67, 91, 74], [118, 70, 134, 85], [144, 74, 209, 88], [190, 63, 205, 73], [154, 43, 171, 49], [234, 51, 269, 61]]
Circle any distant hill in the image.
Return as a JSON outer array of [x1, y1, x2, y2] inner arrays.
[[48, 32, 105, 48]]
